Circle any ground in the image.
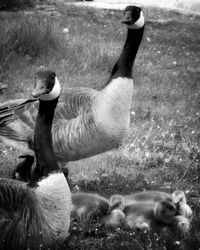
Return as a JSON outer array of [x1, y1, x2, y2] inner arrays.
[[68, 0, 200, 14], [0, 2, 200, 249]]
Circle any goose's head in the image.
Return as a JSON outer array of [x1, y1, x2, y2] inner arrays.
[[154, 200, 177, 224], [121, 5, 144, 29], [109, 195, 125, 211], [32, 70, 61, 101]]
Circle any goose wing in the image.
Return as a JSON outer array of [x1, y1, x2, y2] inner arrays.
[[53, 87, 97, 122], [0, 178, 33, 218], [0, 178, 41, 249], [0, 87, 97, 151], [0, 99, 38, 142]]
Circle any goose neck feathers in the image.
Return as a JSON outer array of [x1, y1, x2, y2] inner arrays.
[[35, 172, 72, 242], [107, 6, 145, 81], [31, 98, 59, 183], [110, 26, 144, 80]]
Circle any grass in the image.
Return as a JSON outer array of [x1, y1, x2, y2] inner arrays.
[[0, 0, 35, 11], [0, 2, 200, 249]]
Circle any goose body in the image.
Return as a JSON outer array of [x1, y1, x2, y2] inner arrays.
[[0, 6, 145, 163], [0, 71, 72, 249]]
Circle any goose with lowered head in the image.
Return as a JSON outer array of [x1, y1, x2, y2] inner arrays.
[[0, 6, 145, 171], [0, 70, 72, 250]]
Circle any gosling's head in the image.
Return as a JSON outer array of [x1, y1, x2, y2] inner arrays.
[[172, 190, 193, 221], [154, 200, 177, 224], [172, 190, 187, 205]]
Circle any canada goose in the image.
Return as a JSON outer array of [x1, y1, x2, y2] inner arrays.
[[0, 6, 145, 173], [0, 70, 72, 250], [71, 192, 110, 223], [109, 190, 193, 221]]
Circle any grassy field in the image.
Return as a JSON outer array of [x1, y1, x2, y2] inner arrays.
[[0, 2, 200, 249]]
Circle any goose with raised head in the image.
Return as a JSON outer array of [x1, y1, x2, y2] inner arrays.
[[0, 6, 145, 171], [0, 70, 72, 250]]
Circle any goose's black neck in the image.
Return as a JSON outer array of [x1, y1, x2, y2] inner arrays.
[[107, 26, 144, 83], [30, 98, 59, 184]]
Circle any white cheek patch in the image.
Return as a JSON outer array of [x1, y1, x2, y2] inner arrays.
[[40, 77, 61, 101], [129, 11, 145, 29]]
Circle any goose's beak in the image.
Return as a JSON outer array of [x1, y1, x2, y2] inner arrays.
[[32, 80, 46, 98], [121, 12, 133, 24]]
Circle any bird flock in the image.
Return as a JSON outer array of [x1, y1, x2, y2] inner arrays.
[[0, 5, 193, 249]]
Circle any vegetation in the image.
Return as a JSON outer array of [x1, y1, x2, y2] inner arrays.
[[0, 0, 35, 10], [0, 2, 200, 249]]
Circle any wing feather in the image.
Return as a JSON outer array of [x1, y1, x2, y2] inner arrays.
[[0, 178, 44, 249], [0, 88, 96, 140], [54, 87, 96, 122]]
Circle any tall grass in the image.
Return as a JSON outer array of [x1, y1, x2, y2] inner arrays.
[[0, 13, 61, 60], [0, 0, 35, 10]]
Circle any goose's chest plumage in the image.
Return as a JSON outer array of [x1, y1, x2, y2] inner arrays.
[[53, 78, 133, 161], [36, 173, 72, 241], [95, 77, 133, 135]]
